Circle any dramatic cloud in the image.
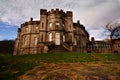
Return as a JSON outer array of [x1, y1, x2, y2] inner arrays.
[[0, 0, 120, 40]]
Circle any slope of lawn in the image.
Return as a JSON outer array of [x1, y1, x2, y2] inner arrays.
[[0, 52, 120, 80]]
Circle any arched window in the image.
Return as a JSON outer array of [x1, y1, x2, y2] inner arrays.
[[49, 33, 52, 41]]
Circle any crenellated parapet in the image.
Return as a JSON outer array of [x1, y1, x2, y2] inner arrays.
[[21, 18, 40, 28], [66, 11, 73, 17], [48, 8, 65, 15], [40, 9, 47, 15]]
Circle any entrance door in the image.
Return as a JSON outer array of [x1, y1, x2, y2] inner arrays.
[[55, 33, 60, 45]]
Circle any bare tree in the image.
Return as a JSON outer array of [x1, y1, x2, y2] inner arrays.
[[106, 22, 120, 40], [105, 21, 120, 52]]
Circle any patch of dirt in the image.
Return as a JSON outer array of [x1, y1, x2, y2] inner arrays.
[[19, 61, 120, 80]]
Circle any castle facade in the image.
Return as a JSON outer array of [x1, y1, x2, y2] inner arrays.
[[14, 9, 89, 55]]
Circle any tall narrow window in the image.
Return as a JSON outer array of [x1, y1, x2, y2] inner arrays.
[[41, 35, 43, 42], [56, 22, 60, 27], [69, 35, 72, 42], [55, 33, 60, 45], [63, 24, 65, 27], [74, 38, 77, 45], [23, 36, 26, 45], [22, 37, 25, 44], [49, 23, 52, 28], [63, 35, 65, 42], [49, 33, 52, 41], [70, 24, 71, 30], [34, 37, 37, 45], [35, 27, 38, 32], [26, 27, 28, 32], [42, 22, 44, 29], [73, 28, 76, 31]]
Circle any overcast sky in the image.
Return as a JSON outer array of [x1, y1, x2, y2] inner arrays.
[[0, 0, 120, 40]]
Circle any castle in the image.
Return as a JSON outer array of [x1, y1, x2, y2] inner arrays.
[[13, 8, 89, 55]]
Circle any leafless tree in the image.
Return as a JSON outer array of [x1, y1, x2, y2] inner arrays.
[[106, 22, 120, 41], [105, 21, 120, 52]]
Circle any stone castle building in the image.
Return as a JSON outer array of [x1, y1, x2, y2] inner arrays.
[[14, 9, 89, 55]]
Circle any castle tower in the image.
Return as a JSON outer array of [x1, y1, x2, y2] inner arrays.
[[38, 9, 47, 53], [47, 9, 66, 45], [65, 11, 74, 45]]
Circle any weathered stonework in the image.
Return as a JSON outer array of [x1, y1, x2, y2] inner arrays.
[[112, 38, 120, 53], [14, 9, 89, 55]]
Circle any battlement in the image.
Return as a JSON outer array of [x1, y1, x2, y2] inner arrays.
[[40, 8, 73, 17], [40, 9, 47, 15], [66, 11, 73, 17], [21, 18, 39, 27], [47, 8, 65, 15]]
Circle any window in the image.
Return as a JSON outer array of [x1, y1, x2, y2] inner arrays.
[[74, 38, 77, 45], [49, 33, 52, 41], [22, 37, 25, 44], [49, 23, 52, 28], [55, 33, 60, 45], [63, 35, 65, 42], [70, 24, 71, 30], [34, 37, 37, 45], [22, 36, 26, 45], [56, 22, 60, 27], [56, 22, 60, 26], [69, 35, 72, 42], [26, 27, 28, 32], [42, 22, 44, 28], [73, 28, 76, 31], [41, 35, 43, 42], [63, 24, 65, 27], [35, 27, 38, 32]]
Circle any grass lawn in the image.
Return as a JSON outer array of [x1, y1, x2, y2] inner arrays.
[[0, 52, 120, 80]]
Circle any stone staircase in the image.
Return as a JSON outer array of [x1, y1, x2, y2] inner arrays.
[[62, 43, 72, 52], [49, 45, 67, 52], [48, 42, 73, 52]]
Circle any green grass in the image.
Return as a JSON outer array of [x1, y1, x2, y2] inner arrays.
[[0, 52, 120, 80]]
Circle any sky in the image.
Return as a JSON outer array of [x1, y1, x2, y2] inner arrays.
[[0, 0, 120, 41]]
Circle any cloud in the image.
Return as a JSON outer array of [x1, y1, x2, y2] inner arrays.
[[0, 0, 120, 40]]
